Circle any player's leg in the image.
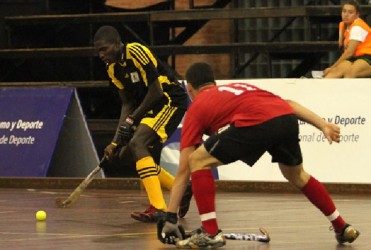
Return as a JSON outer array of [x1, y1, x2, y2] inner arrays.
[[268, 115, 356, 242], [149, 141, 175, 191], [128, 124, 167, 222], [141, 104, 193, 217], [278, 162, 360, 243], [101, 144, 138, 177], [130, 104, 187, 222], [176, 144, 226, 249], [143, 105, 184, 190], [269, 114, 360, 244], [189, 145, 222, 234], [156, 163, 174, 190], [177, 120, 281, 248]]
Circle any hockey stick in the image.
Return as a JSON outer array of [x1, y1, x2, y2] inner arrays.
[[55, 157, 105, 208], [183, 227, 270, 243], [224, 228, 270, 243]]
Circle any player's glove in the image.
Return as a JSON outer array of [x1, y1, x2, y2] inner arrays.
[[118, 116, 135, 144], [157, 212, 186, 245]]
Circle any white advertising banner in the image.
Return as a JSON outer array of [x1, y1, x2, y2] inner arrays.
[[215, 78, 371, 184]]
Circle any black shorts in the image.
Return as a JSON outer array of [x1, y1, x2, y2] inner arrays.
[[346, 54, 371, 65], [204, 114, 303, 167]]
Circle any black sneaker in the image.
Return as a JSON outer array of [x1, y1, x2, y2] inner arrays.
[[131, 205, 165, 223], [335, 224, 360, 244], [178, 181, 193, 218]]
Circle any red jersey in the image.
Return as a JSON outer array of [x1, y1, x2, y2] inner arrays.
[[180, 83, 295, 150]]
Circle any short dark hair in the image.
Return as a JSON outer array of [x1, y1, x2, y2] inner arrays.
[[342, 0, 361, 13], [94, 25, 121, 44], [185, 62, 215, 89]]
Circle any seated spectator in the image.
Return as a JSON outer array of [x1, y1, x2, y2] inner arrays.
[[324, 0, 371, 78]]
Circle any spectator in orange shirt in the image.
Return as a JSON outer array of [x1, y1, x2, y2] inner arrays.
[[324, 0, 371, 78]]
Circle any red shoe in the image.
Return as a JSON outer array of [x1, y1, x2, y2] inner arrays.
[[131, 205, 165, 223]]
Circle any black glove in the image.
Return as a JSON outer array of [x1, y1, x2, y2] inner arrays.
[[157, 212, 186, 245], [118, 116, 135, 144]]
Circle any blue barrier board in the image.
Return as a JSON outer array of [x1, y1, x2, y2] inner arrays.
[[0, 88, 73, 176]]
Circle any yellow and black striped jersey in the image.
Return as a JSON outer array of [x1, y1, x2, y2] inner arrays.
[[106, 42, 187, 107]]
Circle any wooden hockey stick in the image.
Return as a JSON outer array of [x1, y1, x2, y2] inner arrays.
[[55, 157, 105, 208]]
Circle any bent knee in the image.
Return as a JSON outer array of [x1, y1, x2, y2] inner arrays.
[[343, 71, 357, 78], [188, 147, 221, 172], [125, 140, 148, 160], [279, 164, 310, 189], [188, 152, 202, 172]]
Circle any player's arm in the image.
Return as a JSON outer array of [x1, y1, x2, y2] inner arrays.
[[168, 146, 194, 213], [115, 89, 136, 141], [158, 110, 203, 244], [130, 77, 163, 122], [127, 44, 164, 122], [158, 146, 194, 244], [115, 76, 163, 148], [116, 76, 163, 145], [104, 89, 135, 159], [286, 99, 340, 144]]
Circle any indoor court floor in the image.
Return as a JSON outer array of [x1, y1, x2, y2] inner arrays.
[[0, 187, 369, 250]]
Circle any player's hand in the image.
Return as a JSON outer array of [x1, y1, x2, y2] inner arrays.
[[322, 122, 340, 144], [118, 116, 135, 144], [104, 143, 117, 161], [157, 212, 185, 244]]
